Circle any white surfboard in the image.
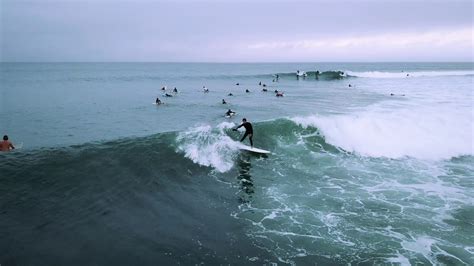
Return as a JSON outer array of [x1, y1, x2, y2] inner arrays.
[[239, 145, 270, 154]]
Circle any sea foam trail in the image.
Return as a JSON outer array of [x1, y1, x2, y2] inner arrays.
[[346, 70, 474, 79], [176, 122, 240, 173], [292, 105, 473, 160]]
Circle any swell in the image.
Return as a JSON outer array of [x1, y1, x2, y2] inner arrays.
[[0, 119, 339, 179], [0, 132, 275, 264]]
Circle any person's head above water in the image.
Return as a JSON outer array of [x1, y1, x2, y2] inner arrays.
[[242, 118, 247, 122], [3, 135, 8, 141]]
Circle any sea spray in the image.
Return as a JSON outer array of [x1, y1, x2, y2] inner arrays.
[[176, 122, 241, 172]]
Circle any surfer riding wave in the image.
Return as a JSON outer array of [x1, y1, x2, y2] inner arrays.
[[233, 118, 253, 147]]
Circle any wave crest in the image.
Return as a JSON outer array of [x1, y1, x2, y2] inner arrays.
[[176, 122, 241, 173], [291, 106, 473, 160]]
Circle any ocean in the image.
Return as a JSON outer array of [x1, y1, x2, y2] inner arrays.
[[1, 62, 473, 265]]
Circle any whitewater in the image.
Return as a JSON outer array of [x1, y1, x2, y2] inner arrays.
[[1, 62, 473, 265]]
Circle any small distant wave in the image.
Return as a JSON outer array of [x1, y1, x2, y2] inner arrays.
[[274, 70, 346, 80], [346, 70, 474, 79]]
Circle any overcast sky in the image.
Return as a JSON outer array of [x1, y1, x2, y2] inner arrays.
[[1, 0, 472, 62]]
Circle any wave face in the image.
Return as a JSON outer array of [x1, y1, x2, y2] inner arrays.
[[0, 133, 281, 265]]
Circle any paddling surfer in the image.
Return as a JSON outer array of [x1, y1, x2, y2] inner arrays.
[[1, 135, 15, 151], [233, 118, 253, 147]]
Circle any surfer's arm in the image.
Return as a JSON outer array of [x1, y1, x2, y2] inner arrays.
[[233, 124, 242, 131]]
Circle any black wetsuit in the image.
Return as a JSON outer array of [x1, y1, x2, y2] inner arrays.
[[237, 122, 253, 147]]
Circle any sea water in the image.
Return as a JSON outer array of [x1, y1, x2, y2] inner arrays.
[[1, 63, 473, 265]]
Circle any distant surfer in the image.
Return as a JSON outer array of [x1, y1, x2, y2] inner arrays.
[[259, 81, 262, 86], [233, 118, 253, 147], [173, 87, 178, 93], [276, 92, 284, 97], [236, 83, 240, 86], [225, 109, 236, 117], [245, 89, 250, 93], [203, 86, 209, 93], [274, 89, 279, 93], [315, 70, 320, 80], [262, 88, 268, 92], [155, 97, 162, 104], [1, 135, 15, 151], [161, 86, 166, 91], [165, 93, 173, 97], [228, 93, 233, 96], [222, 99, 227, 104]]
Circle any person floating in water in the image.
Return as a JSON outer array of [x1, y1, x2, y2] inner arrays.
[[274, 89, 279, 93], [173, 87, 178, 93], [203, 86, 209, 93], [1, 135, 15, 151], [233, 118, 253, 147], [161, 86, 166, 91], [276, 92, 284, 97], [165, 93, 173, 97], [245, 89, 250, 93], [228, 92, 233, 96], [155, 97, 162, 104], [226, 109, 236, 117], [222, 99, 227, 104], [236, 83, 240, 86], [262, 88, 268, 92]]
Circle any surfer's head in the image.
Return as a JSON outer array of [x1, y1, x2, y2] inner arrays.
[[3, 135, 8, 140], [242, 118, 247, 122]]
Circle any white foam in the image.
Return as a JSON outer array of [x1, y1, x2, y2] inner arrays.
[[401, 236, 437, 264], [386, 252, 411, 266], [176, 122, 240, 173], [346, 70, 474, 79], [292, 103, 473, 160]]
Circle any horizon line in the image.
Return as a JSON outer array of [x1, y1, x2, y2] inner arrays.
[[1, 61, 473, 64]]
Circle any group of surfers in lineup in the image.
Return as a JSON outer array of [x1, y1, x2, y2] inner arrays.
[[154, 80, 281, 148]]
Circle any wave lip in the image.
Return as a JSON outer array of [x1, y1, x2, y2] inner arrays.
[[346, 70, 474, 79]]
